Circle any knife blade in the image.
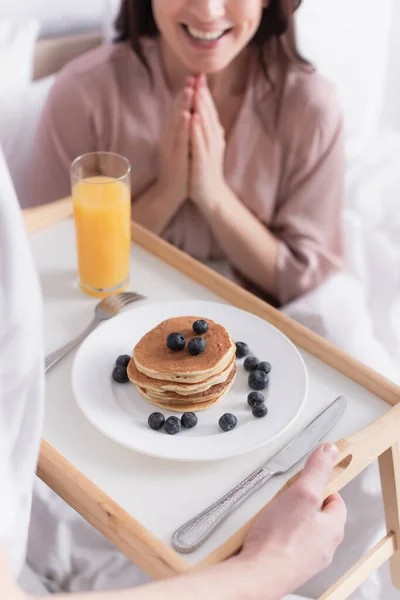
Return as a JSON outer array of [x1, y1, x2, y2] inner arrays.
[[266, 394, 347, 473], [172, 395, 347, 553]]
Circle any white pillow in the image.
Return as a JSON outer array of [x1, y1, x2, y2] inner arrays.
[[383, 2, 400, 132], [0, 75, 56, 208], [296, 0, 393, 157], [0, 19, 41, 207], [103, 0, 120, 43], [0, 0, 108, 38], [0, 19, 39, 91]]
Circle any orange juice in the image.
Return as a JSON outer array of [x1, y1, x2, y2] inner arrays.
[[73, 176, 131, 298]]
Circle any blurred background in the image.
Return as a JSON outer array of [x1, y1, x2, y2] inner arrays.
[[1, 0, 399, 375]]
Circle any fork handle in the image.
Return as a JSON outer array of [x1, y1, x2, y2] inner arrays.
[[45, 319, 98, 373]]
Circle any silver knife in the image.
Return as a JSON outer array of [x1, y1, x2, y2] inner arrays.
[[171, 395, 347, 553]]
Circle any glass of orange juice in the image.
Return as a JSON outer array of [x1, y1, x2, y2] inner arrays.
[[71, 152, 131, 298]]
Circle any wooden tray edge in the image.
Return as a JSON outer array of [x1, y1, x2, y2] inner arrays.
[[24, 197, 73, 233], [37, 440, 189, 579]]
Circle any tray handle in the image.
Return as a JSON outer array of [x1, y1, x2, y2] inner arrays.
[[272, 403, 400, 501], [328, 402, 400, 494]]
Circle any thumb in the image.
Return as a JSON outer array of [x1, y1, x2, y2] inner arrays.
[[297, 444, 339, 506]]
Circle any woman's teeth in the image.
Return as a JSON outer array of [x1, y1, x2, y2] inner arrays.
[[185, 26, 226, 41]]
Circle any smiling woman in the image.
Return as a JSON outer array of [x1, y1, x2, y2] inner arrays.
[[30, 0, 344, 307], [152, 0, 266, 73], [115, 0, 307, 82]]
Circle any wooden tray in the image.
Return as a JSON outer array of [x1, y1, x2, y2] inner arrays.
[[24, 198, 400, 600]]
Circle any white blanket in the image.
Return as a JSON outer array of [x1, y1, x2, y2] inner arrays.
[[286, 130, 400, 382]]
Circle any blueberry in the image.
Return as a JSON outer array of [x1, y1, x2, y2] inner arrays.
[[248, 370, 269, 391], [244, 356, 259, 372], [188, 337, 206, 355], [247, 391, 265, 408], [148, 412, 165, 431], [112, 366, 129, 384], [193, 319, 208, 335], [167, 332, 186, 351], [235, 341, 249, 359], [181, 412, 198, 429], [258, 361, 272, 374], [219, 413, 238, 432], [164, 416, 181, 435], [252, 404, 269, 418], [116, 354, 131, 368]]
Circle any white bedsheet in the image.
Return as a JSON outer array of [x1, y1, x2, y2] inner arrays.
[[286, 130, 400, 383]]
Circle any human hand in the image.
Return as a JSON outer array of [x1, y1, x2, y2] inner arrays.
[[189, 74, 227, 207], [158, 77, 195, 201], [241, 444, 347, 599]]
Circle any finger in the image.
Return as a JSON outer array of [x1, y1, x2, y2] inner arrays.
[[193, 80, 211, 147], [164, 86, 193, 149], [174, 110, 191, 157], [194, 76, 213, 122], [194, 83, 214, 131], [322, 493, 347, 521], [322, 493, 347, 549], [186, 75, 197, 90], [196, 74, 220, 126], [179, 85, 195, 114], [193, 99, 212, 149], [191, 113, 207, 161], [171, 79, 195, 119], [196, 77, 225, 148], [163, 92, 187, 144], [297, 444, 339, 508], [162, 82, 193, 154]]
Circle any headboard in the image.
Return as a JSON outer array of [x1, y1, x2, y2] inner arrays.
[[33, 31, 102, 80]]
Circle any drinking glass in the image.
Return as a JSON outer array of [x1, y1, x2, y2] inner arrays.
[[71, 152, 131, 298]]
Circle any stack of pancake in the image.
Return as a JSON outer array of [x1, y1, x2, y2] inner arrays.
[[127, 316, 236, 412]]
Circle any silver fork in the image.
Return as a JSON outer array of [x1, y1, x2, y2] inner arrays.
[[45, 291, 145, 373]]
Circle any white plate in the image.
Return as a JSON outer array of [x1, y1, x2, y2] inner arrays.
[[72, 301, 308, 461]]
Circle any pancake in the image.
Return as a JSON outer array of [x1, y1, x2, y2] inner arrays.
[[138, 388, 221, 412], [133, 316, 234, 382], [141, 387, 222, 405], [138, 375, 236, 413], [127, 355, 235, 395], [141, 364, 236, 402]]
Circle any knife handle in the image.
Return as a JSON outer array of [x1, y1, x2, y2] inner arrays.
[[171, 467, 275, 553]]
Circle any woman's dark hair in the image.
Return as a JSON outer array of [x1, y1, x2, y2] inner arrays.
[[114, 0, 307, 81]]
